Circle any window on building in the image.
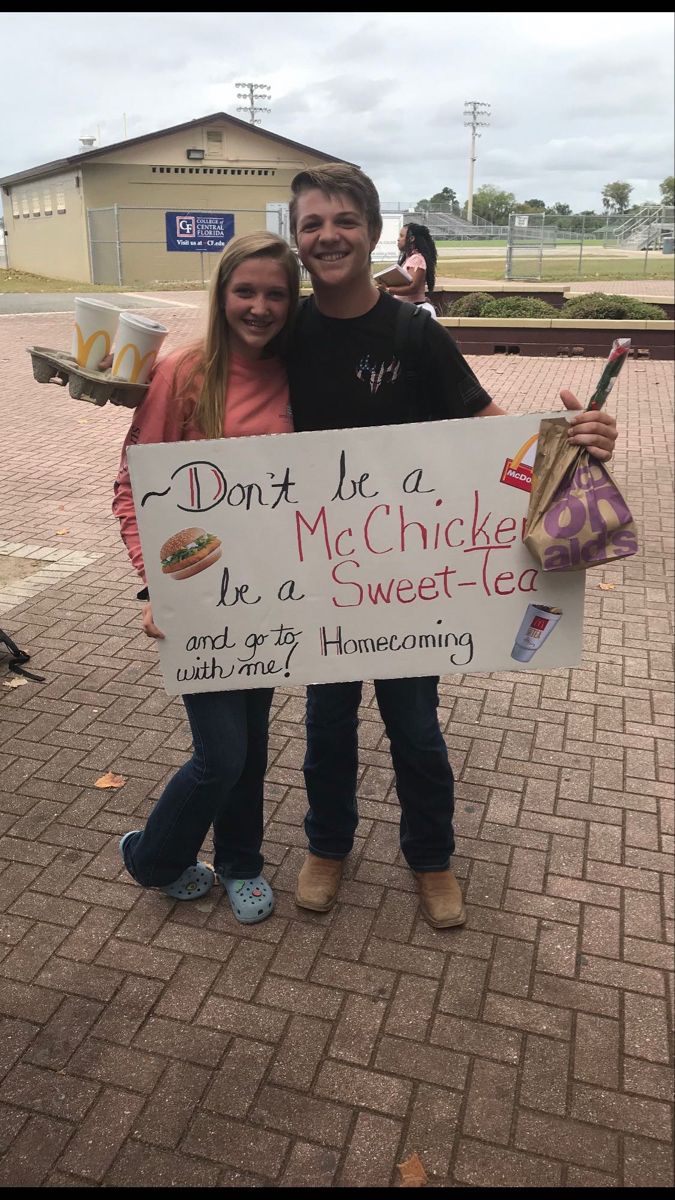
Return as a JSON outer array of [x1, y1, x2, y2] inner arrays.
[[56, 191, 66, 213], [44, 193, 53, 215], [22, 195, 30, 217], [32, 195, 41, 216], [11, 195, 20, 218], [206, 130, 223, 158]]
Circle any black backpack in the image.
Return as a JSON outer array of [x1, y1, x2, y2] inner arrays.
[[394, 301, 433, 422], [0, 627, 45, 682]]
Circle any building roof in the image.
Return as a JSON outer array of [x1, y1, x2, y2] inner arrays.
[[0, 111, 355, 187]]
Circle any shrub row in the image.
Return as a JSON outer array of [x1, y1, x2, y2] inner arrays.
[[445, 291, 668, 320]]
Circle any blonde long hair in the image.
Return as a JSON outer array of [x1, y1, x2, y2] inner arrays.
[[173, 231, 300, 440]]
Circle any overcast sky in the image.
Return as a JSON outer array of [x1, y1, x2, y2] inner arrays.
[[4, 12, 673, 213]]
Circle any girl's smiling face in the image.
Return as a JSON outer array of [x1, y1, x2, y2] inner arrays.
[[224, 258, 291, 358]]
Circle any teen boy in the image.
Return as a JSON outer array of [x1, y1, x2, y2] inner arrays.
[[288, 164, 618, 928]]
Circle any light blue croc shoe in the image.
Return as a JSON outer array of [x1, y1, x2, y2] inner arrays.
[[221, 875, 274, 924], [119, 831, 215, 900]]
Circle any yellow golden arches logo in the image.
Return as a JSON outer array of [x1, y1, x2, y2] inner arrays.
[[111, 342, 158, 384], [73, 323, 112, 369], [510, 432, 538, 471], [500, 432, 539, 493]]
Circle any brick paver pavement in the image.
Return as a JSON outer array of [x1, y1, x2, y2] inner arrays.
[[0, 300, 672, 1187]]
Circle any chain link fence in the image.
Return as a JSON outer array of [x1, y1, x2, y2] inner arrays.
[[85, 202, 675, 288], [505, 212, 546, 280], [87, 204, 290, 286]]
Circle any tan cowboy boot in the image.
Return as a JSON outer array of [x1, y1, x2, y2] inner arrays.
[[413, 868, 466, 928], [295, 852, 343, 912]]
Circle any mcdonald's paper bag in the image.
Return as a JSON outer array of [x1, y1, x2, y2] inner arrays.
[[523, 416, 638, 571]]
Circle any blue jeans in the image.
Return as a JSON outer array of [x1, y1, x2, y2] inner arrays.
[[303, 677, 455, 872], [121, 688, 273, 887]]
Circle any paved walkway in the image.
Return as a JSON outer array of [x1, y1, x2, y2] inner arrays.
[[0, 303, 672, 1187]]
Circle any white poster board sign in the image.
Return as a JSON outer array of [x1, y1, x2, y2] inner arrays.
[[372, 212, 404, 262], [128, 414, 585, 696]]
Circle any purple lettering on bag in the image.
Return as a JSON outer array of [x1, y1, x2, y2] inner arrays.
[[542, 482, 587, 537], [610, 529, 638, 556], [582, 463, 632, 529], [542, 460, 633, 541]]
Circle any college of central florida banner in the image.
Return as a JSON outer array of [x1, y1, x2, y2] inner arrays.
[[164, 211, 234, 252], [128, 413, 585, 696]]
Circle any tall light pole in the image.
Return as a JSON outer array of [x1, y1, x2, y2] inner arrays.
[[464, 100, 490, 223], [235, 82, 271, 126]]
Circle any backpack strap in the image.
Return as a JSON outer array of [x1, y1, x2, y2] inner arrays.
[[394, 302, 431, 422]]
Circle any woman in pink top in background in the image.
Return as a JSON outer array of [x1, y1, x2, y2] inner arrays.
[[384, 221, 438, 317], [113, 232, 299, 923]]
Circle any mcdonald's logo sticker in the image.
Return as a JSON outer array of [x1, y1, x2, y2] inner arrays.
[[111, 343, 158, 384], [500, 432, 538, 493], [74, 323, 112, 370]]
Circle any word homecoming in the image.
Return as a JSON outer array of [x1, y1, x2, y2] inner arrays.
[[319, 623, 474, 665], [294, 489, 537, 608]]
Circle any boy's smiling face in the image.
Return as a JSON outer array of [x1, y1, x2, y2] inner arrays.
[[294, 188, 378, 291]]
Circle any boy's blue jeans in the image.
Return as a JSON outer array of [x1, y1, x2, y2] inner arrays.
[[121, 688, 273, 887], [303, 677, 455, 871]]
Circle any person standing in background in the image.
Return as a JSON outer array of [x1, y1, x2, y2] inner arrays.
[[382, 221, 439, 316]]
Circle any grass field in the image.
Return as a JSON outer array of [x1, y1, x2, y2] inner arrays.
[[0, 268, 204, 294], [0, 254, 673, 293], [436, 238, 606, 250], [434, 256, 675, 284]]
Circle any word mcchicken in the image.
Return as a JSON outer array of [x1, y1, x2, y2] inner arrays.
[[294, 489, 540, 607], [541, 460, 638, 570]]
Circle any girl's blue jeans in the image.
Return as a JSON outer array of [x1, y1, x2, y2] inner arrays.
[[121, 688, 273, 886]]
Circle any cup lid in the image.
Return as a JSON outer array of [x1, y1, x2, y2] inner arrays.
[[74, 296, 120, 312], [118, 311, 168, 333]]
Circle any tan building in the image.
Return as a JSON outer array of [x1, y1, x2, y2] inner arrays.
[[0, 113, 352, 285]]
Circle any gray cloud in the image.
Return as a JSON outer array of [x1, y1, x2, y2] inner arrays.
[[1, 12, 672, 213]]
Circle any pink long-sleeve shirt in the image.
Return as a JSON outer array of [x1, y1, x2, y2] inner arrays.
[[112, 348, 292, 581]]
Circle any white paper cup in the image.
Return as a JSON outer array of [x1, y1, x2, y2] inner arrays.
[[511, 604, 562, 662], [111, 312, 168, 385], [71, 297, 121, 370]]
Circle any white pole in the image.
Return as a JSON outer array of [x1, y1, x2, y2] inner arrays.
[[466, 125, 476, 224]]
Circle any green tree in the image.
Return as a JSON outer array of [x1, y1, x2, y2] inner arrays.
[[415, 187, 460, 215], [552, 202, 572, 216], [659, 175, 675, 205], [516, 198, 546, 212], [601, 181, 633, 214], [470, 185, 516, 224]]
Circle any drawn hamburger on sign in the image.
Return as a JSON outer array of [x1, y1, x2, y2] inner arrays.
[[160, 527, 222, 580]]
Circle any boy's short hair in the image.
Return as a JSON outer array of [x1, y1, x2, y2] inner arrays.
[[289, 163, 383, 242]]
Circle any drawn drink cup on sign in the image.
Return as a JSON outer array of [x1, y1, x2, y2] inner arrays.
[[111, 312, 168, 384], [71, 297, 121, 370], [511, 604, 562, 662]]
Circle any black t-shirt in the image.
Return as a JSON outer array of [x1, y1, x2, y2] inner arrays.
[[288, 292, 493, 432]]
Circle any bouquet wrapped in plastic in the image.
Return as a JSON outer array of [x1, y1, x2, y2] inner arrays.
[[524, 339, 638, 572]]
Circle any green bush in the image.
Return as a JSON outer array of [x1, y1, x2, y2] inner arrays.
[[480, 297, 560, 318], [447, 291, 495, 316], [561, 292, 667, 320]]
